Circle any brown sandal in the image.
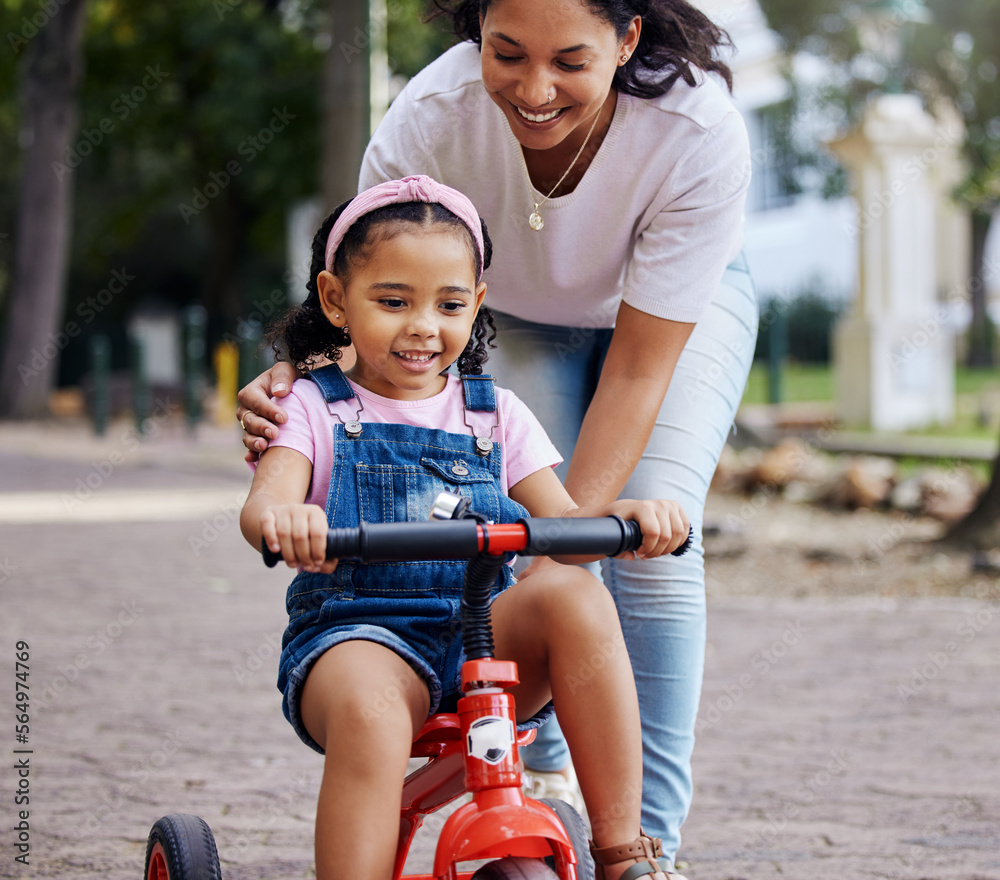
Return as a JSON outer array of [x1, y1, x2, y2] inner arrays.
[[590, 830, 665, 880]]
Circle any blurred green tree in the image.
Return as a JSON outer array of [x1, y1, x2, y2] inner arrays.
[[0, 0, 89, 418], [757, 0, 1000, 547], [0, 0, 454, 416], [386, 0, 453, 79], [73, 0, 323, 330], [758, 0, 1000, 369], [0, 0, 323, 415]]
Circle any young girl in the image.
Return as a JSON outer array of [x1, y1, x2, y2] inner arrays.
[[240, 175, 690, 880]]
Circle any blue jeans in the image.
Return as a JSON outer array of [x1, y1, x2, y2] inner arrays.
[[488, 254, 757, 861]]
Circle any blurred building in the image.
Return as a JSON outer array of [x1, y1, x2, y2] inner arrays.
[[699, 0, 1000, 330]]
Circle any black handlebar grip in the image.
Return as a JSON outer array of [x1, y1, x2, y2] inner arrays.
[[260, 528, 366, 568], [261, 521, 484, 568], [618, 518, 644, 554], [519, 515, 638, 558], [260, 528, 372, 568], [262, 539, 283, 568], [604, 520, 692, 556], [671, 525, 694, 557], [353, 520, 481, 561]]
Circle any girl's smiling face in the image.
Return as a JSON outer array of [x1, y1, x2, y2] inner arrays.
[[316, 226, 487, 401], [479, 0, 639, 153]]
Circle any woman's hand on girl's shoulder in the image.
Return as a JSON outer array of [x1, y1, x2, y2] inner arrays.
[[260, 503, 338, 573], [237, 361, 303, 461]]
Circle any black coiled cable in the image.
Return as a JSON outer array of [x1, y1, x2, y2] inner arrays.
[[460, 552, 508, 661]]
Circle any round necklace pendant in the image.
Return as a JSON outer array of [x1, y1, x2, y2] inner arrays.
[[529, 211, 544, 231]]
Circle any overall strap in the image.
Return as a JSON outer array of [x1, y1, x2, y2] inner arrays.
[[461, 375, 496, 413], [461, 375, 498, 457], [305, 364, 356, 404]]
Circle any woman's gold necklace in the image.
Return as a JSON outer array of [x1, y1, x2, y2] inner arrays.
[[522, 106, 603, 231]]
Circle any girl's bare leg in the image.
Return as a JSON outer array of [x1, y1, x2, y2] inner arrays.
[[300, 641, 430, 880], [491, 566, 667, 880]]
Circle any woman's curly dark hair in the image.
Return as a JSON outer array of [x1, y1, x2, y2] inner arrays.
[[430, 0, 734, 97], [266, 199, 497, 376]]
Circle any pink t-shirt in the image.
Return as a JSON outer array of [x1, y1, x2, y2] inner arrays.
[[266, 374, 562, 508]]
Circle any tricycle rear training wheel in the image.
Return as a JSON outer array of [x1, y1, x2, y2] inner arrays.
[[540, 798, 595, 880], [144, 814, 221, 880], [472, 857, 559, 880]]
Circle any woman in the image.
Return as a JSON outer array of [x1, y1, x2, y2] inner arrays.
[[238, 1, 757, 873]]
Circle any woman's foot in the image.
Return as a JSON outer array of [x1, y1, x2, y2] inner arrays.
[[522, 762, 587, 818]]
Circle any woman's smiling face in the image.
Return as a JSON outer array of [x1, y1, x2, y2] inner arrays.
[[479, 0, 638, 152]]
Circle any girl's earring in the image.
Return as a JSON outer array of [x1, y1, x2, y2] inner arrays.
[[620, 53, 629, 65]]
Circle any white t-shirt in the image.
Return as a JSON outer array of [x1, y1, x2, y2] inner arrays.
[[267, 374, 562, 507], [361, 42, 750, 327]]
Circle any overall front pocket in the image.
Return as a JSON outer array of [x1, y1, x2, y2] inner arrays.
[[355, 457, 501, 524]]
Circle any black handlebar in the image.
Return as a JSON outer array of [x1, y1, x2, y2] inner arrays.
[[261, 517, 692, 569]]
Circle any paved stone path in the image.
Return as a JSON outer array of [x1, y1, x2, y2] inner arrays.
[[1, 419, 997, 880]]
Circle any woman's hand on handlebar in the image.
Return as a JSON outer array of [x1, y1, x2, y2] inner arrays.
[[237, 362, 302, 462], [260, 503, 339, 574], [585, 498, 690, 560]]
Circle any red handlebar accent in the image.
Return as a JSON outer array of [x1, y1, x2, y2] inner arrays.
[[477, 523, 530, 555]]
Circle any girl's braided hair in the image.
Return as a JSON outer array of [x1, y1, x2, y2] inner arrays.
[[267, 200, 497, 375], [430, 0, 734, 97]]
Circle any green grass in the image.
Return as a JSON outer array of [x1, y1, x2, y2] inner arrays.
[[741, 363, 1000, 440], [742, 363, 834, 405], [956, 366, 1000, 396]]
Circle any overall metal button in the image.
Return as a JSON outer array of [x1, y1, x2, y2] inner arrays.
[[451, 463, 470, 476]]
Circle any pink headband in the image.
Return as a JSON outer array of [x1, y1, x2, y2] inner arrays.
[[324, 175, 486, 279]]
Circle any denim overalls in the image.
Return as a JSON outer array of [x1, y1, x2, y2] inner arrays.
[[277, 365, 537, 753]]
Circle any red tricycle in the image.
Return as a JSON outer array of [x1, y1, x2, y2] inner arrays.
[[144, 492, 689, 880]]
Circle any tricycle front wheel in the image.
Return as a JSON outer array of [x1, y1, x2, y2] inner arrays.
[[539, 798, 594, 880], [144, 813, 221, 880], [472, 856, 560, 880]]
